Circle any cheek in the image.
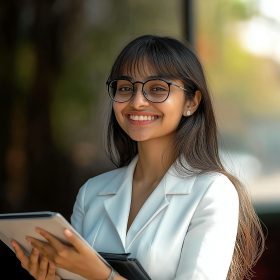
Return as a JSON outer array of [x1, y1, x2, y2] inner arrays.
[[163, 98, 186, 120]]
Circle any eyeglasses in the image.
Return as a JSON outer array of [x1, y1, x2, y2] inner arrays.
[[106, 78, 188, 103]]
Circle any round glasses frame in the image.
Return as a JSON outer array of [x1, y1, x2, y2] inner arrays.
[[106, 78, 188, 103]]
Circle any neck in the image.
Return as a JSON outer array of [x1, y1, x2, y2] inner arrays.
[[134, 135, 176, 185]]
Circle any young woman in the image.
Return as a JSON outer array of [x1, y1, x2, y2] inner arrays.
[[12, 35, 265, 280]]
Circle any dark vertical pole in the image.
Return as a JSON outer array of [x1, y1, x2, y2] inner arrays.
[[183, 0, 194, 46]]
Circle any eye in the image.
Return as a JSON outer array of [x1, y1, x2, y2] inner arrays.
[[145, 80, 169, 95], [150, 86, 168, 92], [116, 80, 133, 94], [118, 86, 133, 92]]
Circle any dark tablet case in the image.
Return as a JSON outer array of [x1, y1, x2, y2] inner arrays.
[[99, 252, 151, 280]]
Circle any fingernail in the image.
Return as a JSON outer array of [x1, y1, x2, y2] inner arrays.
[[35, 227, 42, 234], [64, 229, 72, 237]]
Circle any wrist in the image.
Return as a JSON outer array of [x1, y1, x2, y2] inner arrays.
[[107, 267, 118, 280], [87, 262, 112, 280]]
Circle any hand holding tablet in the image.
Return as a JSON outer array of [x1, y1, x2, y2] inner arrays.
[[0, 211, 151, 280], [0, 211, 109, 280]]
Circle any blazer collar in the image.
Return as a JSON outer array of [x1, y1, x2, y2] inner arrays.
[[97, 156, 197, 251], [97, 156, 196, 196]]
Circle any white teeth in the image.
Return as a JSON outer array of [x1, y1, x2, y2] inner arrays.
[[129, 114, 157, 121]]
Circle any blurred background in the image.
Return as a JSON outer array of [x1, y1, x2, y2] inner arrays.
[[0, 0, 279, 279]]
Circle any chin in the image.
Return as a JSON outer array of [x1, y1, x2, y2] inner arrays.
[[129, 136, 149, 142], [127, 133, 151, 142]]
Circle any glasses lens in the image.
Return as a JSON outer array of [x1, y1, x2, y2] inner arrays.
[[143, 80, 170, 102], [108, 80, 133, 102]]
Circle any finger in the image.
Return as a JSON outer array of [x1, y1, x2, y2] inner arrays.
[[26, 236, 55, 258], [36, 228, 65, 251], [11, 240, 29, 269], [46, 261, 57, 280], [29, 247, 40, 275], [63, 229, 88, 253], [36, 227, 64, 248], [37, 256, 49, 280]]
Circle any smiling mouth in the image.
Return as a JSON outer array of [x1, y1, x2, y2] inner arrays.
[[128, 114, 159, 121]]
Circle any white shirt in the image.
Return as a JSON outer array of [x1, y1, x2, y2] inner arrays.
[[71, 156, 239, 280]]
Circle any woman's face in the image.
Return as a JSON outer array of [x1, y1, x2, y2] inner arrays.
[[112, 67, 190, 143]]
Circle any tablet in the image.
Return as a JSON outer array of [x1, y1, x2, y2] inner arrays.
[[0, 211, 100, 280]]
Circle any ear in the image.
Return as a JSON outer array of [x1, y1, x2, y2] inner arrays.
[[183, 90, 202, 117]]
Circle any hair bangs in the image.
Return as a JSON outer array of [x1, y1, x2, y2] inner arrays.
[[108, 37, 185, 81]]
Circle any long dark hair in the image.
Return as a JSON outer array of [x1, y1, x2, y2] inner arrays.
[[106, 35, 264, 279]]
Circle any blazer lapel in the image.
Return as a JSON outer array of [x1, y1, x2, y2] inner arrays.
[[126, 164, 196, 249], [101, 157, 137, 251], [126, 177, 169, 249]]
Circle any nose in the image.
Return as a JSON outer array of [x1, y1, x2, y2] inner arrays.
[[129, 83, 149, 108]]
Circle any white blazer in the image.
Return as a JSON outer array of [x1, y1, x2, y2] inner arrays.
[[71, 156, 239, 280]]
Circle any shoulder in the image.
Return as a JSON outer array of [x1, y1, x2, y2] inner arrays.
[[199, 172, 238, 197], [77, 166, 127, 198], [166, 168, 239, 208], [193, 172, 239, 209], [171, 159, 238, 200], [88, 166, 126, 186]]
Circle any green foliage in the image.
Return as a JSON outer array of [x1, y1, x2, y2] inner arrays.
[[230, 0, 259, 19]]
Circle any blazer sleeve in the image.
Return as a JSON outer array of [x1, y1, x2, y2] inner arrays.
[[175, 175, 239, 280], [70, 181, 87, 234]]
